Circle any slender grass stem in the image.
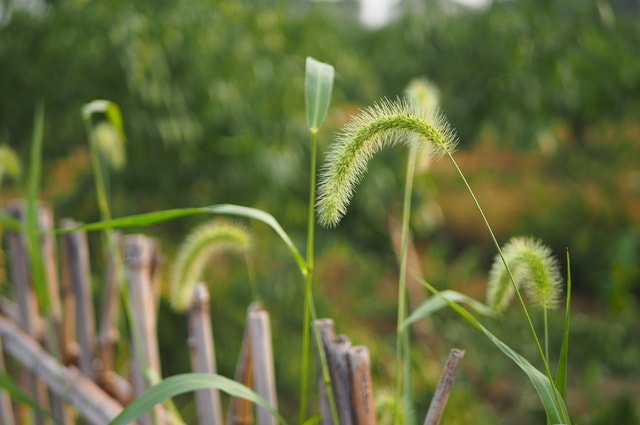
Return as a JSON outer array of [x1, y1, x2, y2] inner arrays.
[[544, 308, 549, 364], [300, 132, 340, 425], [447, 152, 567, 423], [394, 146, 417, 423]]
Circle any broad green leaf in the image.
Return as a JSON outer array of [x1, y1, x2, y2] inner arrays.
[[403, 289, 495, 329], [555, 250, 572, 399], [422, 280, 571, 425], [108, 373, 288, 425], [305, 57, 334, 133], [0, 371, 61, 424], [55, 204, 308, 276]]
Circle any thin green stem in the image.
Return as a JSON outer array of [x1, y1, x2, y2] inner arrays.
[[394, 146, 417, 424], [300, 132, 340, 425], [544, 308, 549, 364], [447, 152, 567, 423]]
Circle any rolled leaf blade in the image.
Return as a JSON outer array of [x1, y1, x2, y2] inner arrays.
[[305, 57, 334, 133]]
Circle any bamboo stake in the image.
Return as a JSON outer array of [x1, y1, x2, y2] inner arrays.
[[5, 201, 51, 425], [0, 314, 125, 425], [38, 205, 73, 425], [60, 219, 96, 379], [58, 222, 78, 367], [423, 349, 465, 425], [227, 313, 254, 425], [327, 335, 354, 425], [348, 346, 377, 425], [314, 318, 336, 425], [188, 283, 223, 425], [97, 232, 121, 374], [248, 302, 278, 425], [124, 234, 163, 425]]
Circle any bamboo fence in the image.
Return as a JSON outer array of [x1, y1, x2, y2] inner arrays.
[[0, 201, 462, 424]]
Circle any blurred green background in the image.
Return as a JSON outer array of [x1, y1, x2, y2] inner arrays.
[[1, 0, 639, 423]]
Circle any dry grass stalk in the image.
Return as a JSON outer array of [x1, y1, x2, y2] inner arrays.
[[188, 283, 223, 425], [423, 349, 465, 425]]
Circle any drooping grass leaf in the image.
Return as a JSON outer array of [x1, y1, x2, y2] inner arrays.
[[55, 204, 308, 276], [0, 212, 20, 231], [305, 57, 334, 133], [555, 250, 572, 400], [0, 371, 61, 424], [108, 373, 288, 425], [421, 280, 571, 425], [403, 289, 495, 330]]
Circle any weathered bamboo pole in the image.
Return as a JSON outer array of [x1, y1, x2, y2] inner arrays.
[[188, 283, 223, 425], [37, 205, 73, 425], [124, 234, 163, 425], [423, 349, 465, 425], [97, 232, 122, 375], [0, 314, 125, 425], [60, 219, 96, 379], [327, 335, 354, 425], [248, 302, 278, 425], [5, 202, 51, 425], [314, 318, 336, 425], [227, 315, 254, 425], [347, 346, 377, 425], [58, 223, 78, 367]]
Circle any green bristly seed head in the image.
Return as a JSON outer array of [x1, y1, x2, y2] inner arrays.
[[316, 98, 457, 227], [170, 219, 251, 311], [487, 237, 563, 312], [0, 144, 21, 185]]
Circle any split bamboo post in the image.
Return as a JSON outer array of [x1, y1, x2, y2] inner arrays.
[[348, 346, 377, 425], [60, 219, 96, 379], [58, 222, 78, 366], [37, 205, 73, 425], [248, 302, 278, 425], [227, 315, 254, 425], [4, 201, 51, 425], [124, 234, 163, 425], [188, 283, 223, 425], [314, 318, 336, 425], [97, 232, 121, 375], [423, 349, 465, 425], [0, 314, 125, 425], [315, 319, 356, 425]]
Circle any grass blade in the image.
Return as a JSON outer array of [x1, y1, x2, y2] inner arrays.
[[25, 103, 50, 312], [555, 250, 572, 400], [305, 57, 334, 133], [422, 280, 571, 425], [54, 204, 308, 276], [0, 371, 61, 425], [108, 373, 288, 425], [403, 289, 495, 330]]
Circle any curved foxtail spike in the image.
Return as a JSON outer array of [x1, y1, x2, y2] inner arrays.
[[316, 98, 458, 227], [170, 219, 251, 311], [487, 237, 563, 312]]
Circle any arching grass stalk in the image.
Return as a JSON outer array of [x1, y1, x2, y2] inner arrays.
[[317, 98, 456, 424]]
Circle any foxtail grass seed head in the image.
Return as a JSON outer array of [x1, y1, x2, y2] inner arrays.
[[0, 144, 21, 185], [316, 98, 457, 227], [170, 220, 251, 311], [94, 121, 126, 171], [487, 237, 563, 312]]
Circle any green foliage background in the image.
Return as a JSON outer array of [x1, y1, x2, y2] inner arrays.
[[1, 0, 639, 423]]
